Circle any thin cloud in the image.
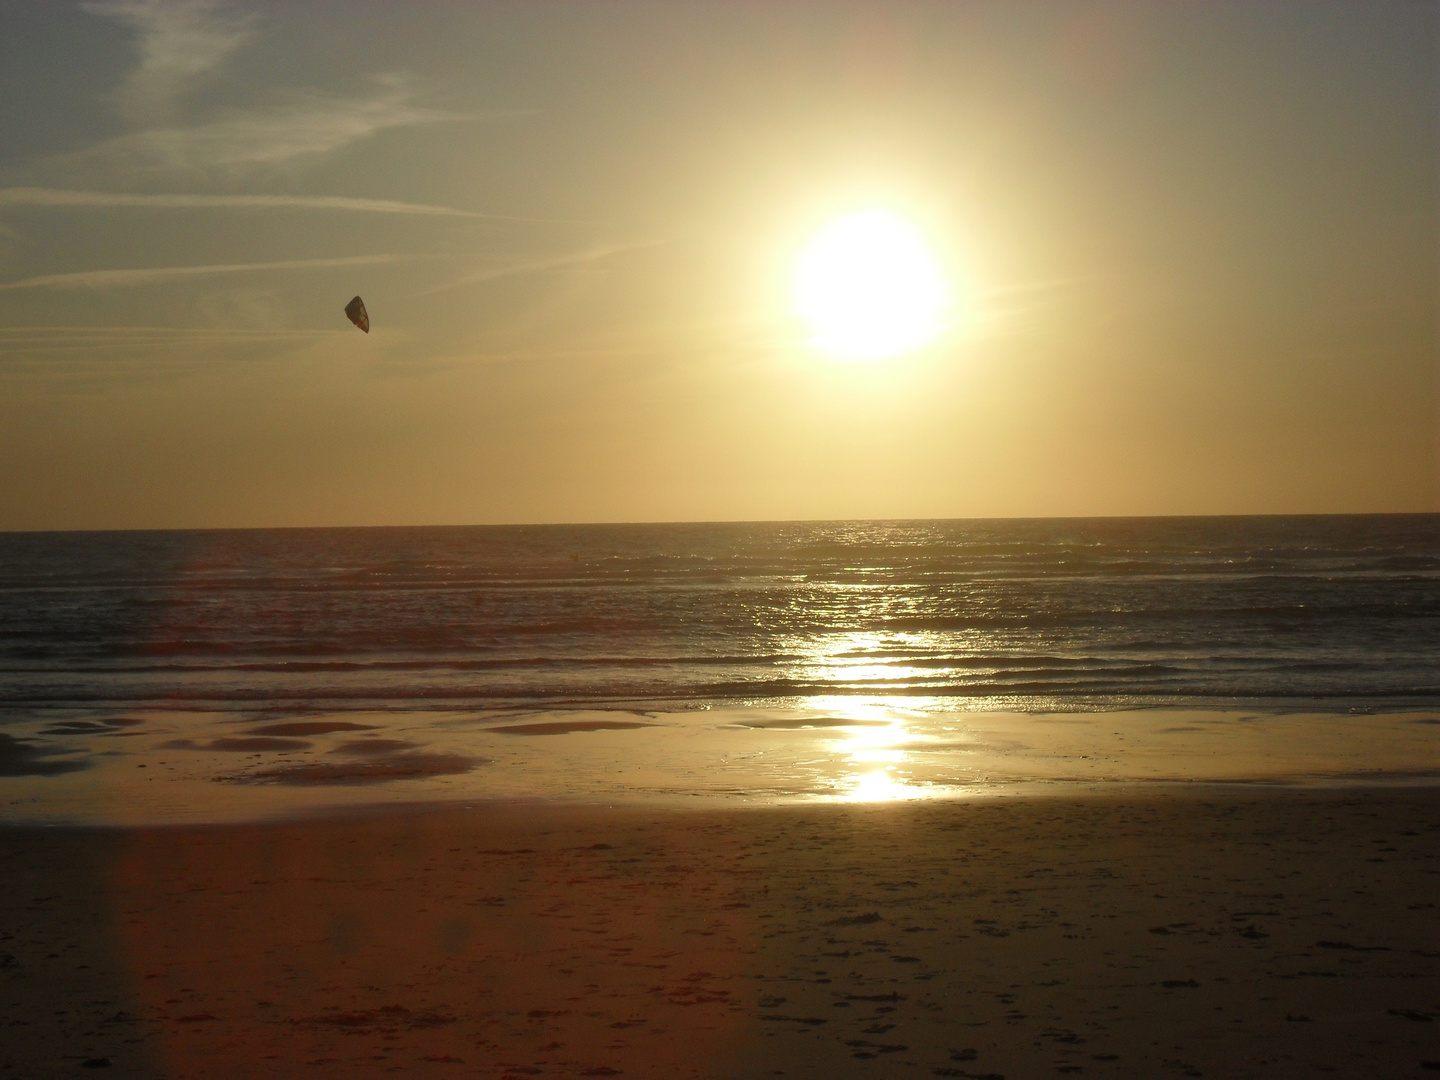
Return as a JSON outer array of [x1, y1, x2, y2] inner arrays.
[[0, 254, 398, 292], [0, 326, 339, 339], [65, 82, 462, 174], [416, 242, 661, 298], [81, 0, 256, 125], [0, 325, 343, 360], [0, 188, 511, 219], [60, 5, 485, 181]]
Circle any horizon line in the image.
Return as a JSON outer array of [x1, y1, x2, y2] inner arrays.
[[2, 510, 1434, 536]]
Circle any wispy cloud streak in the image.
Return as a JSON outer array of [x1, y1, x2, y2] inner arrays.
[[67, 83, 461, 173], [0, 255, 398, 292], [64, 5, 479, 179], [81, 0, 255, 125], [0, 188, 503, 219], [415, 243, 659, 298], [0, 326, 339, 338]]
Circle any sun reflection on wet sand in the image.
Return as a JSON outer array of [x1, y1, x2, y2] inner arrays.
[[4, 701, 1439, 825], [794, 696, 937, 802], [841, 767, 927, 802]]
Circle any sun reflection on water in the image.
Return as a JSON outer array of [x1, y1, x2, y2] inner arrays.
[[782, 629, 940, 694]]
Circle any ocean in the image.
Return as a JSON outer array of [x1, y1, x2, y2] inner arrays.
[[2, 515, 1436, 714], [2, 515, 1437, 822]]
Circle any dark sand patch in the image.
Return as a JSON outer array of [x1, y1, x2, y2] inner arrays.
[[207, 737, 313, 752], [297, 1005, 459, 1032], [828, 911, 883, 926], [39, 717, 145, 736], [730, 717, 893, 729], [243, 753, 482, 785], [0, 732, 90, 776], [158, 737, 313, 752], [489, 720, 657, 735], [331, 738, 421, 756], [248, 721, 380, 737]]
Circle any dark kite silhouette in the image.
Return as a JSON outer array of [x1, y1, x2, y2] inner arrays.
[[344, 295, 369, 333]]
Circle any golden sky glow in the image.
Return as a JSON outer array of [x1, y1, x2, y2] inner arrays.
[[0, 2, 1434, 528]]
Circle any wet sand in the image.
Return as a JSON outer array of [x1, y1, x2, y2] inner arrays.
[[3, 788, 1438, 1079], [4, 707, 1438, 825]]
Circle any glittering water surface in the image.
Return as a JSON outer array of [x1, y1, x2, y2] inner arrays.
[[1, 517, 1436, 821], [2, 515, 1436, 713]]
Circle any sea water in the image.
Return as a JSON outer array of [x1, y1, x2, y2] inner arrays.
[[1, 516, 1436, 821]]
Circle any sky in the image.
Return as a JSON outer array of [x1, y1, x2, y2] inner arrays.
[[0, 0, 1435, 530]]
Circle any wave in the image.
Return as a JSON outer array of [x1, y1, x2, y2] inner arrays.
[[0, 515, 1435, 713]]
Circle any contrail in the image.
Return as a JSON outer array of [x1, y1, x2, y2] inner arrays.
[[0, 187, 566, 222], [0, 254, 398, 291], [412, 241, 662, 298]]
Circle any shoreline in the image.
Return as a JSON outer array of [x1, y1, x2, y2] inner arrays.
[[12, 772, 1440, 834], [3, 786, 1437, 1078], [3, 705, 1438, 827]]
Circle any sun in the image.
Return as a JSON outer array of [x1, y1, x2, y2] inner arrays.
[[792, 208, 950, 361]]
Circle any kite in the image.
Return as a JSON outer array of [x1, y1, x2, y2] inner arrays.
[[344, 295, 369, 333]]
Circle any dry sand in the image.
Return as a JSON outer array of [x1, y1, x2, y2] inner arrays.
[[3, 789, 1438, 1079]]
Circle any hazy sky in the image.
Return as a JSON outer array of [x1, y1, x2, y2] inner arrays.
[[1, 1, 1434, 529]]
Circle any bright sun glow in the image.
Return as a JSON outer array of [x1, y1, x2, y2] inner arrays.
[[793, 208, 950, 361]]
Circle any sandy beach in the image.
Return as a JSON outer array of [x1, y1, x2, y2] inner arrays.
[[4, 787, 1438, 1079]]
